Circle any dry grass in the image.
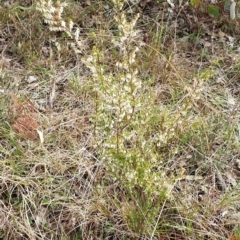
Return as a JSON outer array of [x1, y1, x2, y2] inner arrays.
[[1, 0, 240, 239]]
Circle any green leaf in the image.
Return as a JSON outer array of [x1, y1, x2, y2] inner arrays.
[[190, 0, 200, 7], [207, 4, 220, 19]]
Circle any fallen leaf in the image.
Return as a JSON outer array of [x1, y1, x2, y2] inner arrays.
[[9, 95, 43, 142]]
